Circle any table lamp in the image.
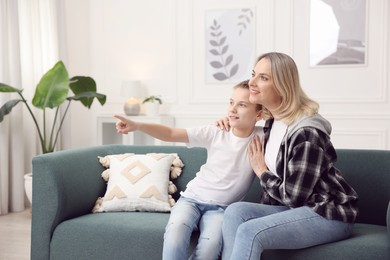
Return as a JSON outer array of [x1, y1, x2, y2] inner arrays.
[[121, 81, 143, 115]]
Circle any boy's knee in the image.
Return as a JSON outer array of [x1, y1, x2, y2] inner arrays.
[[192, 237, 222, 260], [164, 221, 194, 241]]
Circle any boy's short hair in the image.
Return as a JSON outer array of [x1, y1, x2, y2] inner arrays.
[[234, 80, 262, 111]]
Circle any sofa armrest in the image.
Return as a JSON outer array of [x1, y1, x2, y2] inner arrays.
[[387, 201, 390, 245], [31, 145, 112, 260]]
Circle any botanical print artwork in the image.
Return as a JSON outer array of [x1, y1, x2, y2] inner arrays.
[[206, 8, 255, 83]]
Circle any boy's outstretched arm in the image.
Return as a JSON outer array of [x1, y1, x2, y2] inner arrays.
[[113, 115, 189, 143]]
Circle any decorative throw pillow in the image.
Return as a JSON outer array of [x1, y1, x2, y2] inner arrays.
[[92, 153, 184, 213]]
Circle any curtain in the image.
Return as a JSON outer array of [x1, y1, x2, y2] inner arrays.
[[0, 0, 60, 215]]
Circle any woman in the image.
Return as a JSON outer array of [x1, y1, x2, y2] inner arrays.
[[218, 52, 358, 260]]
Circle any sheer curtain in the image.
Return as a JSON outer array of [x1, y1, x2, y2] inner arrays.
[[0, 0, 60, 215]]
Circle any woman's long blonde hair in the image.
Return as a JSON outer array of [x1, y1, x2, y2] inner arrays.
[[258, 52, 319, 124]]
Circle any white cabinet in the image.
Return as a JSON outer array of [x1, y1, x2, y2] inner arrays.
[[97, 115, 175, 146]]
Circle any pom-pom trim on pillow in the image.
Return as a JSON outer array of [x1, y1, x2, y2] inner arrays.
[[93, 153, 184, 213]]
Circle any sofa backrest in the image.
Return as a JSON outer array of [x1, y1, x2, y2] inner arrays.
[[149, 146, 264, 203], [334, 149, 390, 226], [105, 145, 389, 226], [168, 147, 390, 226]]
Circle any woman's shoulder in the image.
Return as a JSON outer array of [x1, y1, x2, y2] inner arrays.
[[289, 127, 332, 151]]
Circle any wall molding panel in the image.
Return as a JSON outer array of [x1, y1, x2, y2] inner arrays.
[[332, 129, 388, 150], [63, 0, 390, 150]]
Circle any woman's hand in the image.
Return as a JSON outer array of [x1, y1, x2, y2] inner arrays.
[[113, 115, 138, 134], [215, 116, 230, 131], [248, 135, 268, 177]]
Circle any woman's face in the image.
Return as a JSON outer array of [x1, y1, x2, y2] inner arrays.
[[248, 58, 282, 113]]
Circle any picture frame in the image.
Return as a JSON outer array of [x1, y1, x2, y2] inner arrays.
[[309, 0, 367, 67], [205, 8, 255, 83], [190, 0, 267, 104]]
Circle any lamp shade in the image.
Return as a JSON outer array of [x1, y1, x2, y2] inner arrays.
[[121, 81, 143, 98]]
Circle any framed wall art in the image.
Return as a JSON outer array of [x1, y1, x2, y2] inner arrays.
[[205, 8, 255, 83], [190, 0, 275, 103], [309, 0, 367, 66]]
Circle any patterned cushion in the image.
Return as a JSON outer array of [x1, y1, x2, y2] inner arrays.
[[92, 153, 183, 212]]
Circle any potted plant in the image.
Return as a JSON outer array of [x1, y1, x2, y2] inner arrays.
[[142, 95, 162, 116], [0, 60, 106, 153], [0, 60, 106, 205]]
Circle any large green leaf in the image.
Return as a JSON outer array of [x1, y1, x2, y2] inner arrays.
[[0, 99, 23, 122], [0, 83, 22, 93], [67, 91, 107, 108], [32, 61, 69, 109], [69, 76, 105, 108]]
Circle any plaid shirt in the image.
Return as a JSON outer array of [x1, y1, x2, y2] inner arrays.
[[260, 120, 359, 223]]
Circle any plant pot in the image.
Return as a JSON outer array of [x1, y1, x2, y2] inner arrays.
[[24, 173, 33, 207], [144, 102, 160, 116]]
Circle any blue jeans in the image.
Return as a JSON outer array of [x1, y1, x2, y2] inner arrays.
[[163, 197, 226, 260], [222, 202, 353, 260]]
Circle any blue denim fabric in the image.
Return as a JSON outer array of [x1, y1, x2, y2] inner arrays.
[[163, 197, 226, 260], [222, 202, 353, 260]]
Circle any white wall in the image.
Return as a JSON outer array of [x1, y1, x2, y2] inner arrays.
[[63, 0, 390, 150]]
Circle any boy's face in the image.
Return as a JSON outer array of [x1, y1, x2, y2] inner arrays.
[[227, 87, 261, 135]]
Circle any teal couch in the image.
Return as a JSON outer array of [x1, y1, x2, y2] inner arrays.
[[31, 145, 390, 260]]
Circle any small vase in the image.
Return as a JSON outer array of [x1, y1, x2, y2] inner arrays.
[[24, 173, 33, 207], [124, 102, 141, 116], [144, 102, 160, 116]]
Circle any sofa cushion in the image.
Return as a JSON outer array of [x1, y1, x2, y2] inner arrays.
[[262, 223, 389, 260], [93, 153, 183, 212], [50, 212, 170, 260]]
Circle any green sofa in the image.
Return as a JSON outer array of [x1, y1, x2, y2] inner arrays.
[[31, 145, 390, 260]]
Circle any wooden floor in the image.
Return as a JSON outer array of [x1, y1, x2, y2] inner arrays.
[[0, 209, 31, 260]]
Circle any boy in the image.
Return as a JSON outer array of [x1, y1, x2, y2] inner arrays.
[[114, 80, 263, 260]]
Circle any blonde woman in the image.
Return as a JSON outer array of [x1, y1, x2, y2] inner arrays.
[[217, 52, 358, 260]]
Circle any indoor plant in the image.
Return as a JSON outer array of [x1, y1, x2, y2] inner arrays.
[[0, 60, 106, 153], [0, 60, 106, 206], [142, 95, 162, 105], [142, 95, 162, 116]]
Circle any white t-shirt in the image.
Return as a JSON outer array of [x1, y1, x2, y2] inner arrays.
[[181, 125, 263, 206], [264, 119, 288, 175]]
